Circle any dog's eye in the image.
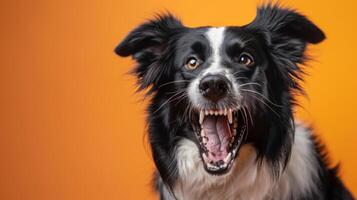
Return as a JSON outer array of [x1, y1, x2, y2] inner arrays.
[[238, 53, 254, 67], [185, 57, 200, 70]]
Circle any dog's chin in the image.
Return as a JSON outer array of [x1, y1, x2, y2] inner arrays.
[[190, 107, 247, 175]]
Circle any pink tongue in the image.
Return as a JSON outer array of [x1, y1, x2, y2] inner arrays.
[[202, 115, 232, 161]]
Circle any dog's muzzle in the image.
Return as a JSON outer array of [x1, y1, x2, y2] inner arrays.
[[199, 74, 231, 102]]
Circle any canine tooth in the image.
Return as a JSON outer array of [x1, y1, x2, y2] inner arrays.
[[199, 110, 204, 124], [201, 129, 205, 136], [228, 109, 233, 124], [224, 108, 227, 115], [202, 153, 208, 162], [224, 153, 232, 163]]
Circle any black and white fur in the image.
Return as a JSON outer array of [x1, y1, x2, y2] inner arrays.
[[115, 4, 354, 200]]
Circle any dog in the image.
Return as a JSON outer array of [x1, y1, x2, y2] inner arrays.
[[115, 4, 354, 200]]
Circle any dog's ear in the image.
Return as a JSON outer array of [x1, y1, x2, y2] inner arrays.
[[115, 14, 184, 93], [247, 4, 325, 63]]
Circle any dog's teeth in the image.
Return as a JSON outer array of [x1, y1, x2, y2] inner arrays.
[[228, 109, 233, 124], [219, 110, 223, 115], [221, 163, 227, 168], [224, 108, 227, 116], [215, 111, 218, 116], [209, 110, 214, 115], [202, 153, 208, 162], [207, 163, 219, 170], [224, 153, 232, 163], [201, 129, 205, 136], [205, 110, 209, 115], [199, 110, 204, 124]]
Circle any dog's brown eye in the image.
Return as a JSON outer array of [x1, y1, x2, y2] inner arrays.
[[185, 57, 200, 70], [238, 53, 254, 67]]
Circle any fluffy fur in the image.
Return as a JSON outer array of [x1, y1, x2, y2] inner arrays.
[[115, 4, 354, 200]]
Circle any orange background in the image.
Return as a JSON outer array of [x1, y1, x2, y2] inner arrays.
[[0, 0, 356, 199]]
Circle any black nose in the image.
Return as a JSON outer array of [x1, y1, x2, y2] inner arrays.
[[199, 74, 230, 102]]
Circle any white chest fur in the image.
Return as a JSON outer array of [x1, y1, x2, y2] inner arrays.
[[161, 124, 320, 200]]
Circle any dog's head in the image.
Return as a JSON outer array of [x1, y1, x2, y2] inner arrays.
[[115, 5, 324, 178]]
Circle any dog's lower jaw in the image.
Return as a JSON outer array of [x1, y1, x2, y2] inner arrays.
[[158, 123, 320, 200]]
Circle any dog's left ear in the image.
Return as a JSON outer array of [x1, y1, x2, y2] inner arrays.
[[247, 4, 325, 63]]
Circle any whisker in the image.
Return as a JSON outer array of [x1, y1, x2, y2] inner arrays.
[[240, 89, 283, 108], [244, 93, 281, 118], [174, 93, 188, 106], [159, 80, 190, 88], [181, 72, 197, 77], [239, 82, 262, 88], [152, 90, 186, 114], [232, 71, 246, 76]]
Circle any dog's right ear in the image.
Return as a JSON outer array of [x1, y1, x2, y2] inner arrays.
[[115, 14, 183, 58], [115, 14, 183, 92]]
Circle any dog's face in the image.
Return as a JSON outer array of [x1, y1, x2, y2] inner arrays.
[[115, 5, 325, 179], [171, 27, 270, 174]]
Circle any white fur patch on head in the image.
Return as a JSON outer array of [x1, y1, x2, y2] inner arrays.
[[203, 27, 226, 75], [187, 27, 240, 108]]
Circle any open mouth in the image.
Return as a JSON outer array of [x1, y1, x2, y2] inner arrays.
[[191, 108, 246, 175]]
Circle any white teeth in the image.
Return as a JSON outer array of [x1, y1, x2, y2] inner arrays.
[[224, 153, 232, 163], [208, 164, 219, 170], [200, 108, 235, 124], [228, 109, 233, 124], [200, 129, 205, 136], [199, 110, 204, 124], [202, 153, 208, 162]]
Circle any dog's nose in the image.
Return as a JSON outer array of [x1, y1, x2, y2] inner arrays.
[[199, 74, 230, 102]]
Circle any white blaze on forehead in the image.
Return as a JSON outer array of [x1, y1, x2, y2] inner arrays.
[[204, 27, 226, 75], [187, 27, 240, 107]]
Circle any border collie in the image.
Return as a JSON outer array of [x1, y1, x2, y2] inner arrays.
[[115, 4, 354, 200]]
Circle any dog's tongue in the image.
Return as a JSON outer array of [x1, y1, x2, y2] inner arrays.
[[202, 115, 232, 162]]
